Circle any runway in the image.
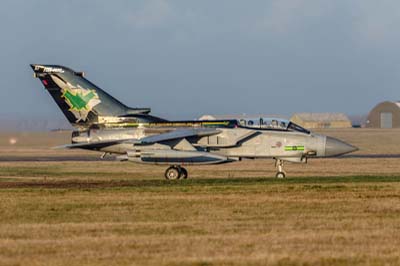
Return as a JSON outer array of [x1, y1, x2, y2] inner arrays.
[[2, 154, 400, 162]]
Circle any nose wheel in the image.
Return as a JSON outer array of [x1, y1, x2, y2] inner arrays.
[[275, 159, 286, 178], [164, 166, 189, 180], [276, 172, 286, 178]]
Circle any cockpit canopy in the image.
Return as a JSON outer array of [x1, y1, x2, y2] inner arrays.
[[238, 117, 310, 134]]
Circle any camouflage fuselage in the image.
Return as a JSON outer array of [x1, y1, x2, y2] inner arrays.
[[73, 125, 326, 164]]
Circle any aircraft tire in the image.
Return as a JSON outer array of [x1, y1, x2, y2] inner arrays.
[[276, 172, 286, 179], [165, 166, 181, 180], [180, 168, 188, 179]]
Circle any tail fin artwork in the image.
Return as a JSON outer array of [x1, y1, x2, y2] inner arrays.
[[30, 64, 152, 128]]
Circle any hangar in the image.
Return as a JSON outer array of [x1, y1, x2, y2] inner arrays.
[[290, 113, 352, 129], [366, 101, 400, 128]]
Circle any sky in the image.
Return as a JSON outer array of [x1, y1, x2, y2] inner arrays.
[[0, 0, 400, 124]]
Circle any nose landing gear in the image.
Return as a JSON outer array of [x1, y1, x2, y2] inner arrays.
[[164, 166, 189, 180], [275, 159, 286, 178]]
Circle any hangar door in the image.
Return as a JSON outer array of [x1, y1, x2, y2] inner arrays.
[[380, 112, 392, 128]]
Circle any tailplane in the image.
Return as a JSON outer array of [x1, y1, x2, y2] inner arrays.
[[31, 64, 153, 128]]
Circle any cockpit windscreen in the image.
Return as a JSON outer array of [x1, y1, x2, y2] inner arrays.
[[287, 122, 310, 134], [238, 117, 310, 134]]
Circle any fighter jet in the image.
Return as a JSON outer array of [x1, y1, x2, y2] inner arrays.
[[31, 64, 358, 179]]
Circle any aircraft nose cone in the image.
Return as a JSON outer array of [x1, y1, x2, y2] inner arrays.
[[325, 136, 358, 157]]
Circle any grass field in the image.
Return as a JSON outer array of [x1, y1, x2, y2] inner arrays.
[[1, 129, 400, 265]]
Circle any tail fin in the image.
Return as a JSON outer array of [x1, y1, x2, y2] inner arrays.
[[30, 64, 151, 128]]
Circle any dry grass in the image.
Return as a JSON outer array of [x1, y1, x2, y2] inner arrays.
[[1, 129, 400, 265]]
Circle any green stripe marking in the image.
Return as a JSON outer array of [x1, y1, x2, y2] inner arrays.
[[285, 146, 305, 151]]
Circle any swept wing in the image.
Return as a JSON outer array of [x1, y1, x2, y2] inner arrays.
[[58, 128, 221, 150]]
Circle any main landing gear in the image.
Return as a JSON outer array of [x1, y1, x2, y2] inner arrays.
[[164, 166, 188, 180], [275, 159, 286, 178]]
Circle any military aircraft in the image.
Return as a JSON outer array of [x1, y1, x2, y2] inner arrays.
[[31, 64, 358, 179]]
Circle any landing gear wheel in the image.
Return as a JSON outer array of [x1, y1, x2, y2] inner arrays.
[[165, 166, 181, 180], [274, 159, 287, 179], [180, 168, 188, 179], [276, 172, 286, 179]]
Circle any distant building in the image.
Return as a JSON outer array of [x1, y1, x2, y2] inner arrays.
[[290, 113, 352, 129], [366, 101, 400, 128]]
